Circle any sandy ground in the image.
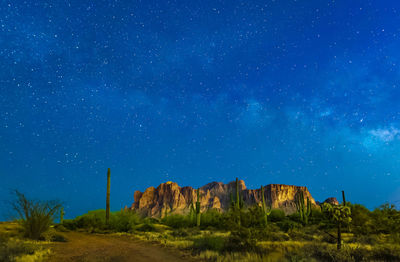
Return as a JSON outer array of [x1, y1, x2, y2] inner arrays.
[[46, 231, 197, 262]]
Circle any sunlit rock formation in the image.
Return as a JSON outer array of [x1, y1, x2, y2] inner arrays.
[[130, 180, 318, 217]]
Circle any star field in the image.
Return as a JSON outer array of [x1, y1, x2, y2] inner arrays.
[[1, 0, 400, 219]]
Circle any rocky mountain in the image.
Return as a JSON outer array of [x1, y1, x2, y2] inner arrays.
[[130, 180, 318, 217]]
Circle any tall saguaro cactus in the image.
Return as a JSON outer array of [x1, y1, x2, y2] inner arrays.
[[189, 200, 195, 223], [195, 188, 201, 227], [106, 168, 111, 225], [60, 207, 65, 224], [295, 191, 311, 224], [342, 190, 346, 206], [235, 177, 240, 209], [261, 185, 272, 225]]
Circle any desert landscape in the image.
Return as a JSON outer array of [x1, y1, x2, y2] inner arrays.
[[1, 178, 400, 261]]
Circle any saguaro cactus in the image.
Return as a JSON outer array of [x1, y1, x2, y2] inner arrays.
[[261, 185, 272, 225], [189, 201, 195, 223], [196, 188, 201, 227], [234, 177, 244, 209], [342, 190, 346, 206], [295, 191, 311, 224], [60, 207, 65, 224], [235, 177, 240, 209], [106, 168, 111, 225]]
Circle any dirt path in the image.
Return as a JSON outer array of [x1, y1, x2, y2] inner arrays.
[[46, 231, 197, 262]]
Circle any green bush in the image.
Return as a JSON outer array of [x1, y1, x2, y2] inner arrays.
[[0, 239, 38, 262], [269, 209, 286, 222], [170, 228, 189, 237], [277, 219, 302, 232], [200, 210, 225, 229], [371, 204, 400, 234], [193, 234, 225, 252], [66, 210, 107, 232], [161, 214, 191, 229], [135, 222, 156, 232], [288, 230, 315, 241], [371, 244, 400, 261], [224, 227, 259, 252], [109, 211, 141, 232]]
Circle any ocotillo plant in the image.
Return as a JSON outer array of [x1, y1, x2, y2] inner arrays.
[[294, 191, 311, 224], [196, 188, 201, 227], [260, 185, 272, 225], [60, 207, 65, 224], [106, 168, 111, 225]]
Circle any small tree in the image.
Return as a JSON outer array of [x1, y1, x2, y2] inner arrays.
[[12, 190, 61, 240], [322, 203, 352, 250]]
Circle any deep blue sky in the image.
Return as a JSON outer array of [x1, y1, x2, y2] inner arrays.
[[1, 0, 400, 219]]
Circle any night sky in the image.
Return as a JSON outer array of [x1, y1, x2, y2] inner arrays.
[[1, 0, 400, 219]]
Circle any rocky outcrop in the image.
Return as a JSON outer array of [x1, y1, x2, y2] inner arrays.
[[323, 197, 339, 205], [131, 180, 318, 217]]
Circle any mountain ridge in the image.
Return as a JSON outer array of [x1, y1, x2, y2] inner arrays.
[[131, 180, 325, 217]]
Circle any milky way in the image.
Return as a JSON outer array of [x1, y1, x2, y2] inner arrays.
[[1, 0, 400, 218]]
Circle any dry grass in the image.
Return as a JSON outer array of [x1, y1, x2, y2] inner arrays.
[[0, 222, 51, 262]]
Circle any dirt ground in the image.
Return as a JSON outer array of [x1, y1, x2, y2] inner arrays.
[[46, 231, 197, 262]]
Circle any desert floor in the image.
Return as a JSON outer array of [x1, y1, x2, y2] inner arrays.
[[46, 231, 196, 262]]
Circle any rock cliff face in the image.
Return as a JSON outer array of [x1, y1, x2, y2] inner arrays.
[[131, 180, 317, 217]]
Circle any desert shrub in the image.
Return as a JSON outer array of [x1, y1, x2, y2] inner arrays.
[[320, 232, 337, 244], [309, 208, 325, 225], [0, 239, 38, 262], [51, 233, 68, 242], [269, 209, 286, 222], [193, 234, 225, 252], [350, 203, 373, 235], [371, 244, 400, 261], [11, 191, 61, 240], [303, 243, 366, 262], [200, 210, 225, 229], [161, 214, 191, 229], [171, 228, 189, 237], [135, 221, 156, 232], [40, 227, 67, 242], [288, 230, 315, 241], [224, 227, 259, 252], [109, 210, 141, 232], [371, 204, 400, 234], [349, 233, 381, 245], [287, 212, 302, 223], [66, 210, 107, 232], [277, 220, 302, 232], [240, 205, 266, 228]]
